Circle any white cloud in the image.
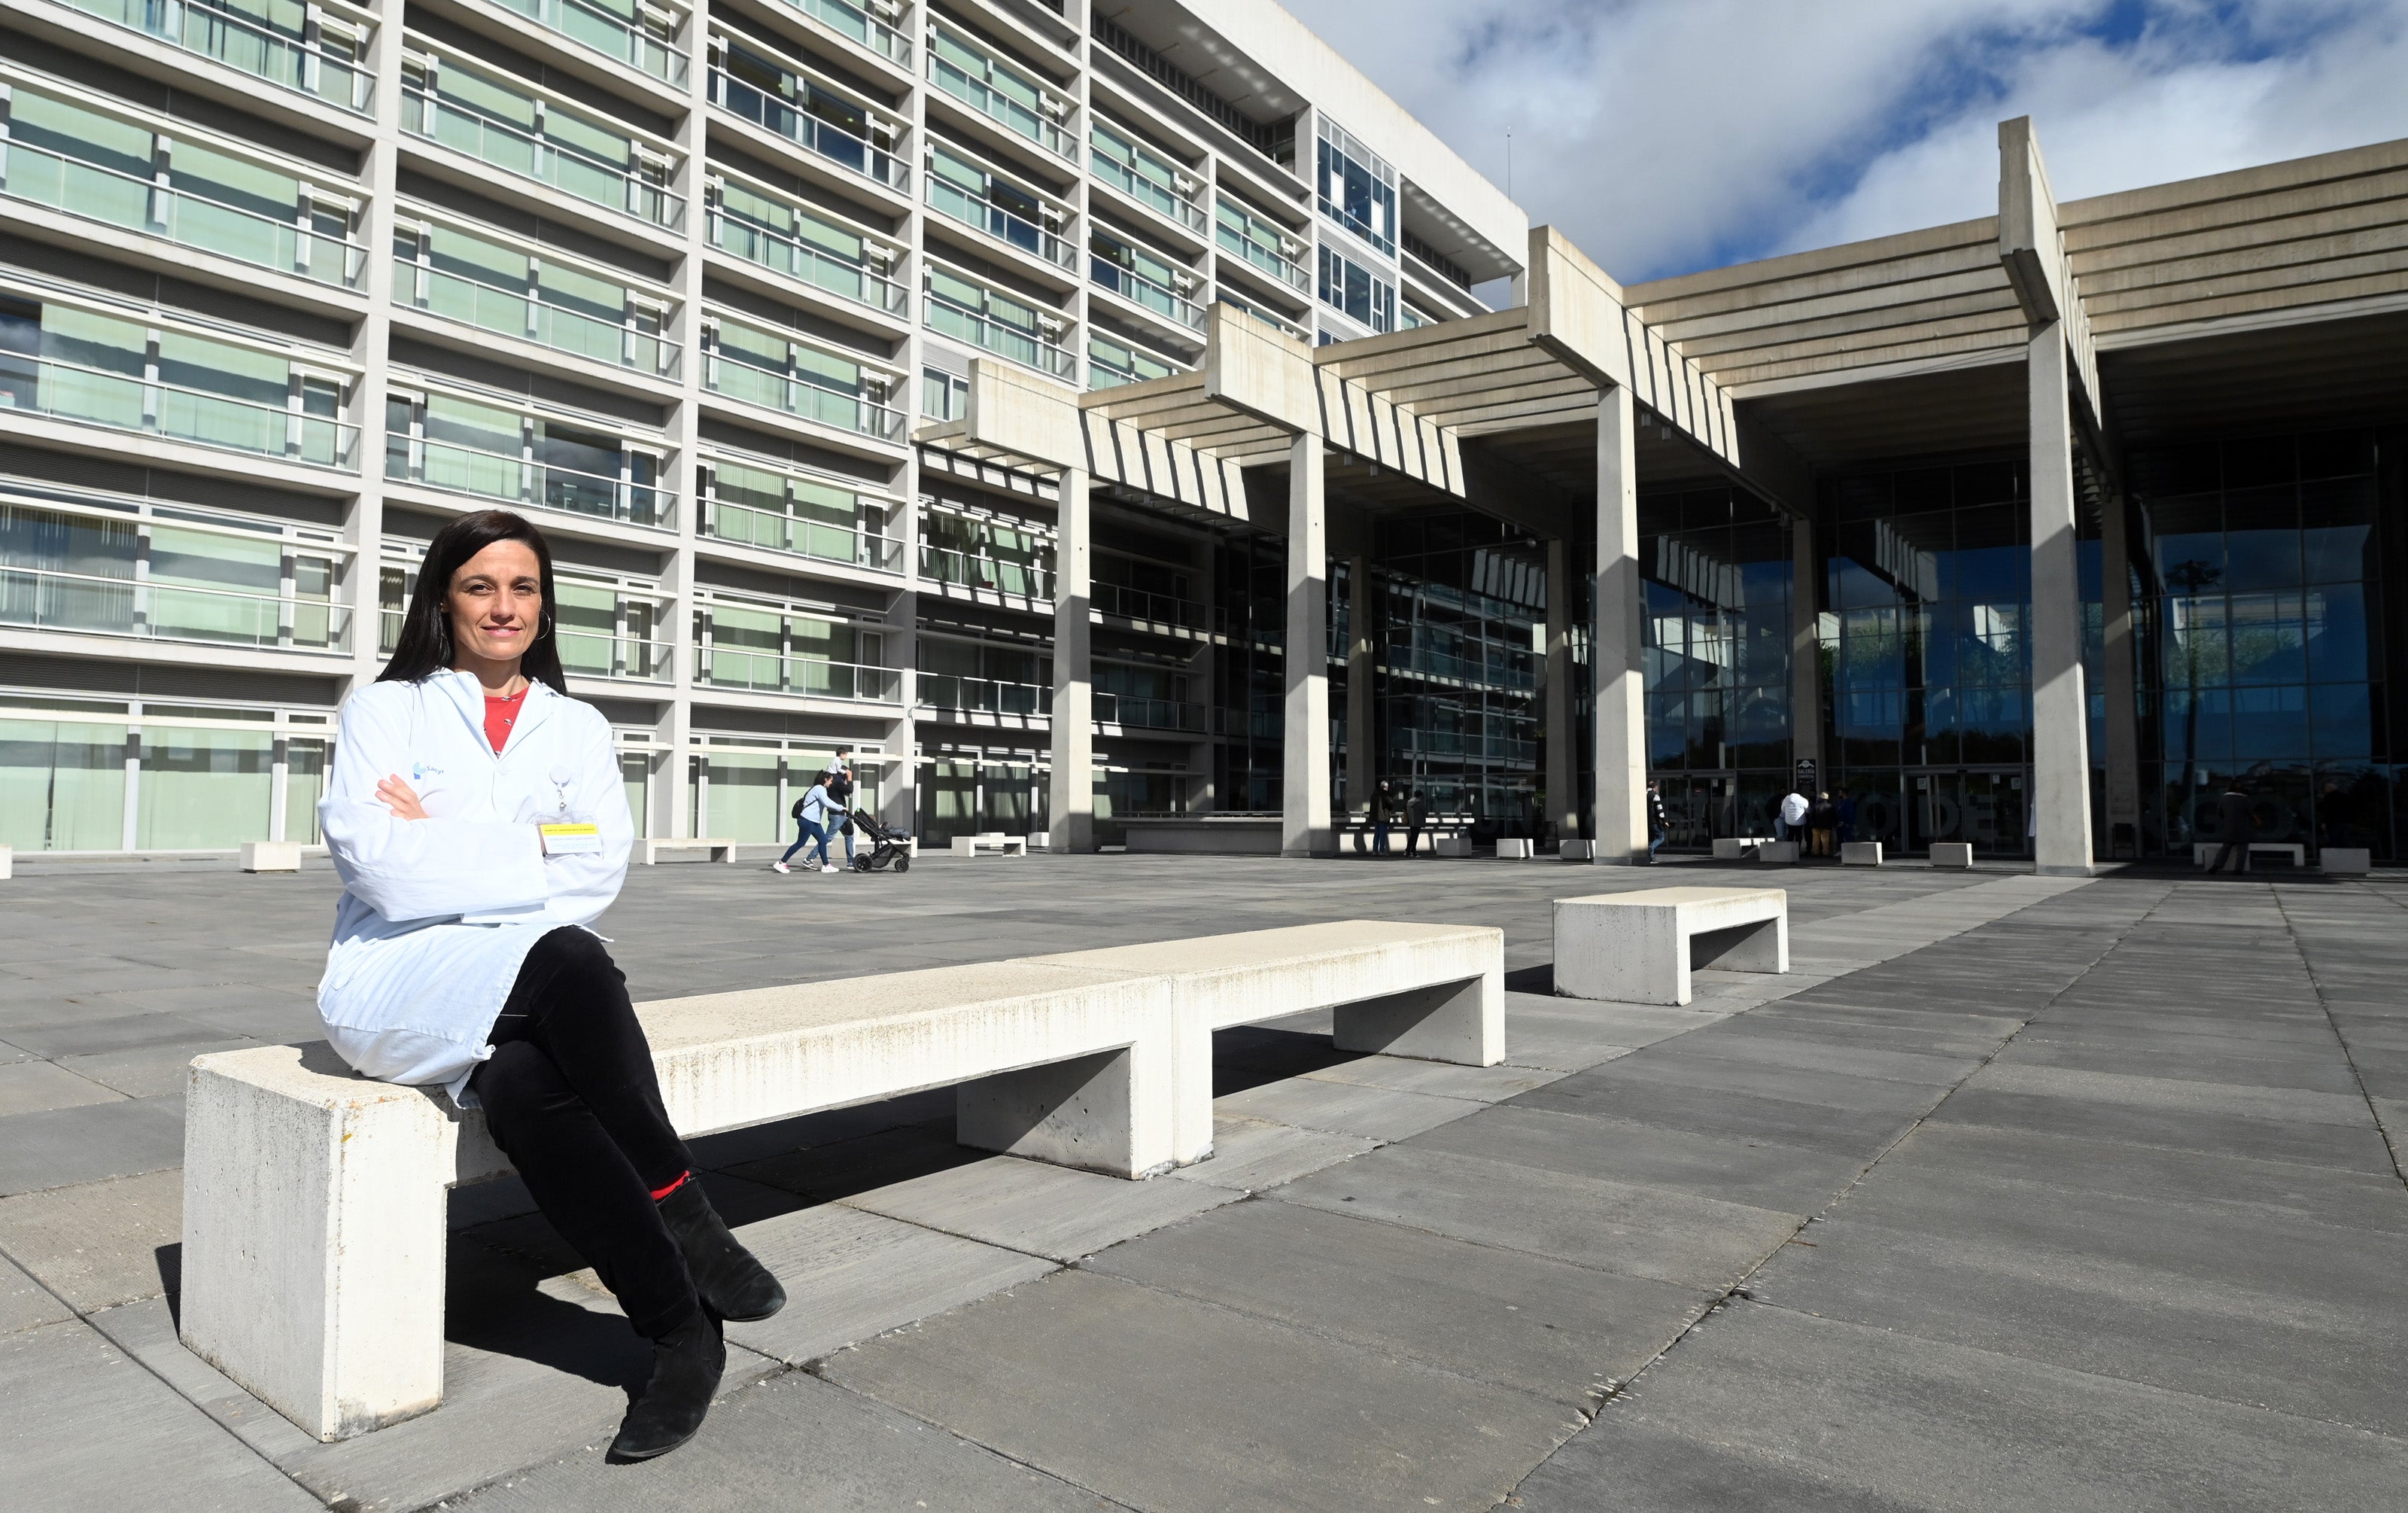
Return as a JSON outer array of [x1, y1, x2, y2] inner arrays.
[[1275, 0, 2408, 282]]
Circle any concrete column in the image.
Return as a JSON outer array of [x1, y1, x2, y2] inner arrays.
[[1789, 511, 1822, 775], [1282, 433, 1332, 857], [2099, 493, 2141, 857], [1592, 385, 1646, 863], [1047, 466, 1093, 852], [2028, 327, 2093, 874], [1544, 537, 1576, 839], [1345, 552, 1374, 820]]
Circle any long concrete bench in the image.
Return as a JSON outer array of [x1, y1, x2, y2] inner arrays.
[[180, 920, 1500, 1442], [2192, 842, 2306, 869], [1553, 886, 1788, 1006], [640, 837, 739, 865], [951, 833, 1026, 857]]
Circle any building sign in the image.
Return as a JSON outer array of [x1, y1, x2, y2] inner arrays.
[[1794, 757, 1818, 794]]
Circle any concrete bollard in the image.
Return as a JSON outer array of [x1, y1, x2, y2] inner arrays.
[[1712, 837, 1774, 860], [240, 841, 303, 873], [1841, 842, 1884, 866], [1930, 842, 1974, 869], [1756, 841, 1799, 863], [1434, 835, 1474, 858], [2321, 848, 2371, 875], [1497, 839, 1535, 860], [1558, 839, 1597, 861], [0, 844, 11, 879]]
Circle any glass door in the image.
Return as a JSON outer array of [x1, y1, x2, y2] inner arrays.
[[1907, 767, 2029, 857]]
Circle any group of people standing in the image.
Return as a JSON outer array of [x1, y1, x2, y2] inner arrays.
[[1777, 785, 1858, 857], [1364, 779, 1434, 855], [774, 749, 858, 875]]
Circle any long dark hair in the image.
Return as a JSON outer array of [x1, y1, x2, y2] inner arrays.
[[379, 510, 568, 693]]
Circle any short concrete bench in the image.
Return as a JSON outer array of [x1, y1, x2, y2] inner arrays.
[[0, 843, 13, 879], [952, 833, 1027, 857], [2323, 848, 2372, 875], [1755, 840, 1799, 863], [181, 920, 1499, 1442], [1931, 842, 1973, 869], [1497, 838, 1536, 860], [1841, 841, 1884, 866], [1558, 839, 1596, 861], [2192, 842, 2306, 869], [240, 840, 303, 873], [1711, 836, 1774, 860], [1554, 886, 1788, 1006], [640, 838, 738, 865], [1434, 834, 1474, 858]]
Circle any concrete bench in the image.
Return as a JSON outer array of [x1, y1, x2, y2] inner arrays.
[[1710, 836, 1774, 860], [2322, 848, 2372, 875], [0, 843, 13, 879], [1841, 842, 1884, 866], [1434, 835, 1474, 857], [240, 841, 302, 873], [179, 919, 1499, 1442], [640, 838, 738, 865], [1558, 839, 1596, 861], [1497, 838, 1536, 860], [1554, 886, 1788, 1006], [1755, 840, 1799, 863], [2192, 842, 2306, 869], [1931, 842, 1973, 869], [951, 833, 1027, 857]]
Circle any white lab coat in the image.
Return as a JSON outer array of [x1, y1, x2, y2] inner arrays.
[[315, 670, 634, 1103]]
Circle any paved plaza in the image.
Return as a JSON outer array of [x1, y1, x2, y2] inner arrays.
[[2, 852, 2405, 1511]]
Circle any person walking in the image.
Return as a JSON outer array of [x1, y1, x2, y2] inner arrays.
[[1646, 778, 1669, 860], [1778, 786, 1808, 843], [2209, 781, 2254, 873], [1808, 790, 1838, 857], [776, 773, 842, 874], [826, 763, 858, 870], [1835, 787, 1856, 848], [1404, 786, 1429, 858], [315, 510, 780, 1463], [1370, 778, 1393, 856]]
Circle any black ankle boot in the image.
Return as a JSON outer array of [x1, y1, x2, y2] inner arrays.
[[608, 1311, 725, 1462], [658, 1178, 786, 1323]]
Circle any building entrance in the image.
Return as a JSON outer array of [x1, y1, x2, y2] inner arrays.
[[1903, 767, 2029, 857]]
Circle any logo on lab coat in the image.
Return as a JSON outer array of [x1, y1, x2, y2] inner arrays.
[[412, 763, 445, 781]]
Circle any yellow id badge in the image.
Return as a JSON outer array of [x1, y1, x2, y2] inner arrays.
[[540, 822, 603, 856]]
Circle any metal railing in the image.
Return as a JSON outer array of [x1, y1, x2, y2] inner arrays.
[[490, 0, 689, 84], [385, 432, 673, 527], [925, 175, 1074, 266], [710, 69, 907, 190], [1090, 257, 1204, 328], [1386, 641, 1539, 690], [706, 210, 906, 315], [1, 562, 351, 651], [1092, 581, 1206, 629], [1217, 206, 1309, 291], [918, 673, 1050, 717], [704, 349, 906, 441], [1092, 154, 1206, 233], [397, 262, 677, 376], [1, 354, 357, 469], [920, 542, 1054, 598], [923, 293, 1076, 378], [62, 0, 373, 113], [774, 0, 909, 64], [707, 500, 902, 571], [556, 626, 673, 681], [927, 32, 1075, 159], [403, 85, 684, 230], [1, 141, 365, 288], [1093, 692, 1205, 731], [699, 650, 901, 702]]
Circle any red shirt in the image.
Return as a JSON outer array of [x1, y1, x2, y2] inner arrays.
[[483, 686, 528, 752]]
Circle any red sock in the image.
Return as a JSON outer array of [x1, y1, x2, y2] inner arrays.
[[649, 1171, 689, 1201]]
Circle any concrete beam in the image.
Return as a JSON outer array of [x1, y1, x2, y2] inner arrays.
[[1999, 117, 2105, 428]]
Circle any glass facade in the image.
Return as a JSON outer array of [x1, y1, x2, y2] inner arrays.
[[0, 696, 334, 853]]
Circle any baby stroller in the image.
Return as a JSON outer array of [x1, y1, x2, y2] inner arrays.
[[847, 808, 912, 873]]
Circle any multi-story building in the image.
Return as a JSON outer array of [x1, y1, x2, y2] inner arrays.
[[4, 0, 2405, 868]]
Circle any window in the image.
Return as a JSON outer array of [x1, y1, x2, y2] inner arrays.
[[1315, 118, 1396, 254], [1317, 245, 1394, 333]]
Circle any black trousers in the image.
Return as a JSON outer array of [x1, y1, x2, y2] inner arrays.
[[472, 927, 698, 1338]]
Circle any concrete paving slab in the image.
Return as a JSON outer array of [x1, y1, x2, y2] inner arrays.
[[1513, 1412, 1940, 1511], [719, 1203, 1057, 1365], [1508, 992, 1727, 1046], [1990, 1035, 2367, 1096], [838, 1155, 1239, 1262], [1932, 1082, 2395, 1174], [0, 1059, 125, 1117], [57, 1034, 261, 1101], [84, 1297, 322, 1463], [0, 1095, 187, 1196], [1166, 1116, 1378, 1191], [1212, 1076, 1486, 1141], [0, 1249, 72, 1336], [824, 1267, 1578, 1513], [1299, 1054, 1570, 1102], [0, 1010, 240, 1060], [1409, 1104, 1871, 1215], [726, 1122, 984, 1203], [1579, 1047, 1952, 1115], [445, 1369, 1120, 1512], [0, 1318, 321, 1513], [1515, 1303, 2408, 1513], [1511, 1069, 1923, 1161], [1090, 1197, 1713, 1406], [0, 1167, 184, 1311], [1659, 1021, 1986, 1086], [1273, 1142, 1804, 1289]]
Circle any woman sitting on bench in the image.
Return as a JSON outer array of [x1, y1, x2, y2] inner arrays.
[[316, 510, 783, 1463]]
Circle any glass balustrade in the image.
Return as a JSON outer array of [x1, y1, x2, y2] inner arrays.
[[1087, 334, 1179, 391], [924, 173, 1072, 267], [395, 258, 675, 376], [917, 673, 1050, 717], [1, 139, 364, 288], [0, 352, 354, 469], [555, 626, 672, 680], [62, 0, 373, 113], [386, 433, 670, 526], [707, 187, 905, 315], [1093, 691, 1206, 732], [927, 26, 1073, 158], [1091, 580, 1205, 628], [1091, 125, 1205, 232], [1089, 245, 1203, 329], [700, 648, 900, 701], [923, 283, 1074, 378], [1216, 199, 1309, 290], [919, 542, 1054, 598], [704, 346, 905, 441], [0, 563, 351, 651], [489, 0, 688, 84], [709, 498, 901, 571], [710, 55, 905, 190], [774, 0, 909, 64], [403, 75, 683, 230]]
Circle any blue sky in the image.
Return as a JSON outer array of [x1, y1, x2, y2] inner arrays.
[[1279, 0, 2408, 285]]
